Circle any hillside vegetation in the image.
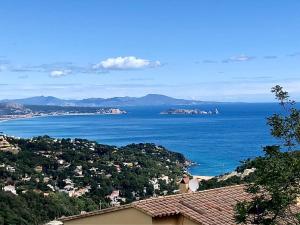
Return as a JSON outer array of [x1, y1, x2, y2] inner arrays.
[[0, 135, 187, 225]]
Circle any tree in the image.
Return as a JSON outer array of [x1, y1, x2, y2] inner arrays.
[[235, 85, 300, 224], [267, 85, 300, 149]]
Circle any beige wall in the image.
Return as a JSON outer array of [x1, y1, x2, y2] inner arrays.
[[63, 208, 152, 225], [62, 208, 200, 225], [152, 215, 179, 225], [152, 215, 199, 225]]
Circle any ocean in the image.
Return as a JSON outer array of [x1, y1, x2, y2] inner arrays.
[[0, 103, 282, 176]]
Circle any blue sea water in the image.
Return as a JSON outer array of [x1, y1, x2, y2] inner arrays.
[[0, 103, 282, 176]]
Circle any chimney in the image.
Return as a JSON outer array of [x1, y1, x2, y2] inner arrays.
[[179, 175, 190, 194]]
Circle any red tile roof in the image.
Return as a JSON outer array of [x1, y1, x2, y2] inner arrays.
[[133, 185, 250, 224], [60, 185, 300, 224]]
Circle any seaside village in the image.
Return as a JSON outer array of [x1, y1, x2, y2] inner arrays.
[[0, 133, 262, 225], [0, 133, 209, 197], [0, 133, 204, 198]]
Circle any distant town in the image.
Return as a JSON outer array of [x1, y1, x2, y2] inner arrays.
[[0, 103, 127, 122], [0, 101, 221, 122]]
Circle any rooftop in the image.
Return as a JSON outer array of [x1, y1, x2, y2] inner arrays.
[[133, 184, 250, 224], [60, 185, 300, 224], [60, 185, 248, 224]]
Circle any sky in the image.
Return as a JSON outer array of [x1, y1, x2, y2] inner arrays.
[[0, 0, 299, 102]]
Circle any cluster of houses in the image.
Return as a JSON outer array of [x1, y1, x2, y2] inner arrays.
[[59, 178, 91, 197], [1, 135, 205, 209]]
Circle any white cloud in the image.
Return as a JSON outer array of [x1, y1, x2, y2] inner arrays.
[[50, 69, 72, 77], [201, 59, 218, 64], [93, 56, 161, 70], [223, 54, 255, 63]]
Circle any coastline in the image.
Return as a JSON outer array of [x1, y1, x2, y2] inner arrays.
[[0, 114, 224, 177], [0, 103, 273, 176], [0, 112, 127, 124]]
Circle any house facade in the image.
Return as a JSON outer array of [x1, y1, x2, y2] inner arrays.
[[61, 206, 197, 225]]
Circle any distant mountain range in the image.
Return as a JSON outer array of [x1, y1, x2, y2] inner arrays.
[[0, 94, 205, 107]]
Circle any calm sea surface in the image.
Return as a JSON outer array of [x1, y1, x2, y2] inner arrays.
[[0, 103, 282, 176]]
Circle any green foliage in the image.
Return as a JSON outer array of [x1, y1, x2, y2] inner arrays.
[[268, 85, 300, 148], [0, 136, 187, 224], [235, 146, 300, 224], [0, 191, 98, 225], [235, 86, 300, 224]]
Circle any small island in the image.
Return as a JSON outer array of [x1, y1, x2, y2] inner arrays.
[[0, 103, 127, 122], [160, 108, 219, 115]]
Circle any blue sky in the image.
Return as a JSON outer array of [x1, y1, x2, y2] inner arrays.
[[0, 0, 299, 102]]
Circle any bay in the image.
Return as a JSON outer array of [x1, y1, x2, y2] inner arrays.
[[0, 103, 281, 176]]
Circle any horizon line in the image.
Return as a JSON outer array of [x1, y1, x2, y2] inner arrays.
[[0, 94, 281, 104]]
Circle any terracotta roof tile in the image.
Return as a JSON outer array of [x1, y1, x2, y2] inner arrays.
[[60, 185, 300, 224], [133, 185, 300, 224], [133, 184, 250, 224]]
